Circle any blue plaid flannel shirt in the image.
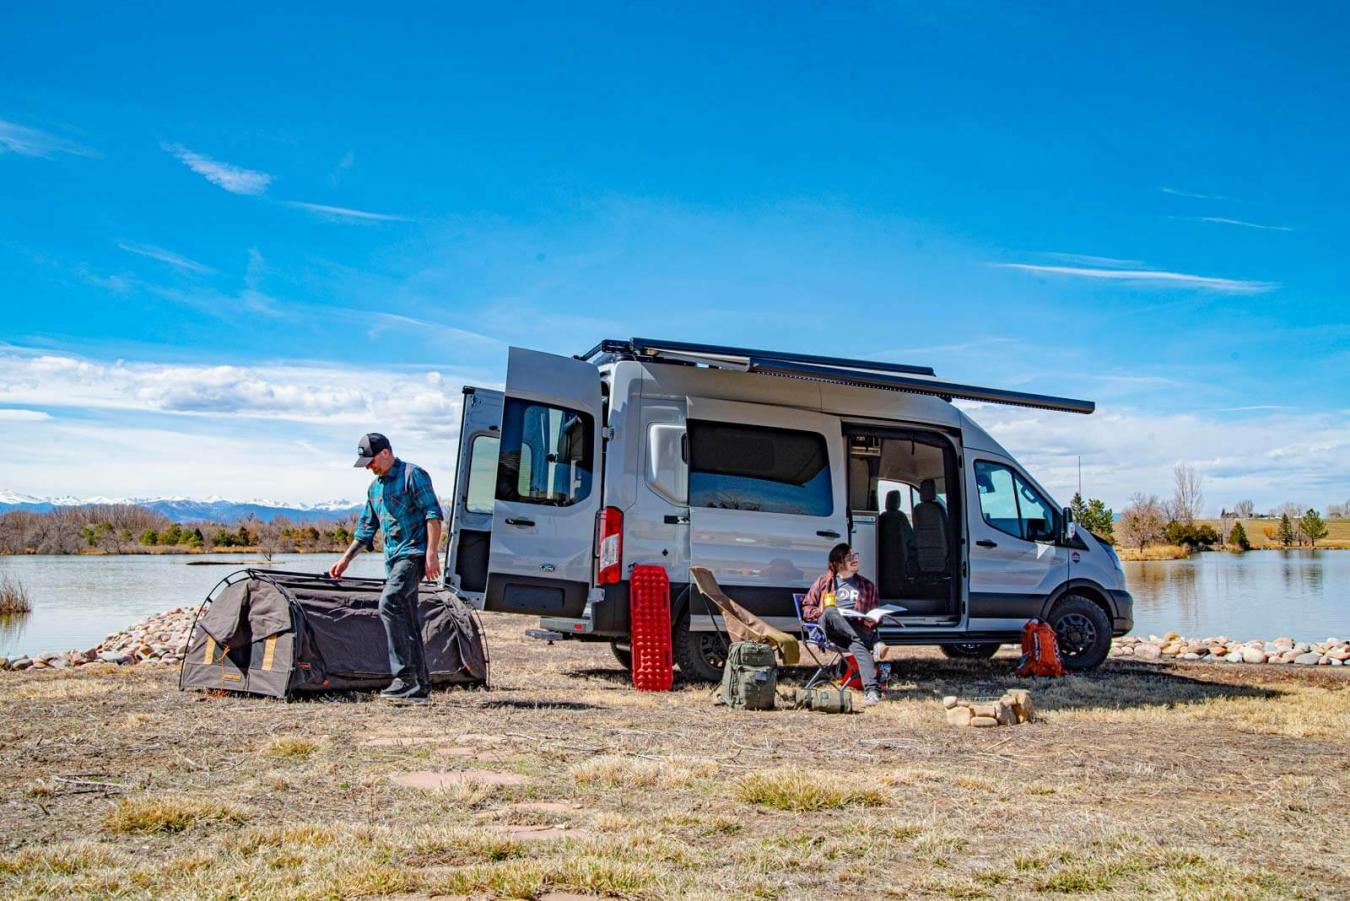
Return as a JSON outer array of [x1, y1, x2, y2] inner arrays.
[[354, 458, 444, 565]]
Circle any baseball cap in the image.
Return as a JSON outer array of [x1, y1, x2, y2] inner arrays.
[[353, 433, 392, 467]]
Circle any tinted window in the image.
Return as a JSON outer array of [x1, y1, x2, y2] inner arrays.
[[975, 461, 1057, 541], [495, 398, 594, 507], [465, 435, 500, 514], [1015, 473, 1057, 541], [974, 462, 1020, 537], [687, 421, 832, 516]]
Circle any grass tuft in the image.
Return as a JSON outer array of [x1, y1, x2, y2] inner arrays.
[[104, 797, 250, 834], [735, 767, 889, 812], [263, 735, 319, 759], [0, 573, 32, 614], [570, 753, 717, 789]]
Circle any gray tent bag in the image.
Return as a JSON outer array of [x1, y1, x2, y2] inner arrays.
[[179, 569, 489, 698]]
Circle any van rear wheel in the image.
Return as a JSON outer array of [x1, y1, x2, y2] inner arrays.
[[672, 610, 727, 682], [610, 641, 632, 670], [1048, 595, 1112, 671], [939, 642, 1001, 660]]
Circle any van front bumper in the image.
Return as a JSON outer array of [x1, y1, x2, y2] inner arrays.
[[1109, 589, 1134, 636]]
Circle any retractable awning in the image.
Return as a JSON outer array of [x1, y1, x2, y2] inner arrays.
[[577, 337, 1095, 415]]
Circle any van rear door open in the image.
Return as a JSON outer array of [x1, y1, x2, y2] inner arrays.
[[446, 386, 503, 604], [484, 347, 605, 618]]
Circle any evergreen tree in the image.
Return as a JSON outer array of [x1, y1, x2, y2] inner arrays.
[[139, 529, 159, 546], [1069, 493, 1115, 542], [163, 523, 183, 546], [186, 528, 205, 548], [1277, 514, 1296, 547], [1228, 521, 1250, 551], [1299, 509, 1328, 547]]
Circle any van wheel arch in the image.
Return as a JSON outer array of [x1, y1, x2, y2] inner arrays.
[[1043, 580, 1113, 626], [671, 585, 728, 682]]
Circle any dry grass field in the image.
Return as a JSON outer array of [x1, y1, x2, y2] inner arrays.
[[1206, 519, 1350, 550], [2, 613, 1347, 899]]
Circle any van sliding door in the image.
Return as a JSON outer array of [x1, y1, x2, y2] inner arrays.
[[685, 398, 846, 630], [485, 348, 604, 617]]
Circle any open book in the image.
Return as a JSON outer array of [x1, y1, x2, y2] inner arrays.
[[838, 604, 906, 624]]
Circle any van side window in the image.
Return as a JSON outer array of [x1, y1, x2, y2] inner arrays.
[[974, 461, 1057, 542], [466, 435, 500, 514], [495, 398, 594, 507], [687, 420, 832, 516]]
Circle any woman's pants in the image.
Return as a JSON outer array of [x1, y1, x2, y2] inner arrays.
[[820, 607, 879, 692]]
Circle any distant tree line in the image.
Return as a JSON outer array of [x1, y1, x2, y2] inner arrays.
[[0, 504, 365, 556]]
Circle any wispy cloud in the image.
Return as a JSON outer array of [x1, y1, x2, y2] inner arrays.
[[1160, 187, 1234, 201], [283, 200, 410, 222], [117, 242, 215, 274], [0, 117, 97, 158], [1037, 252, 1143, 269], [164, 143, 272, 195], [0, 409, 51, 422], [992, 263, 1276, 294], [1178, 216, 1292, 232], [366, 312, 501, 345]]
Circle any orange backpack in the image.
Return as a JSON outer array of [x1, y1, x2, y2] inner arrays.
[[1015, 618, 1064, 677]]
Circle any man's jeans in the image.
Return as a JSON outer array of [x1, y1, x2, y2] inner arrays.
[[380, 555, 429, 690], [821, 607, 879, 692]]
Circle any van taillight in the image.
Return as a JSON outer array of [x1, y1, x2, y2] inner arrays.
[[597, 506, 623, 584]]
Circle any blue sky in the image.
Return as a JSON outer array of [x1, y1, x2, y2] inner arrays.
[[1, 2, 1346, 512]]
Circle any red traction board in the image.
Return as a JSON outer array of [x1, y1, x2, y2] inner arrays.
[[629, 564, 673, 691]]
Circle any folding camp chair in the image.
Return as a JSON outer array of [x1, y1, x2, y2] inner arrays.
[[793, 593, 895, 692]]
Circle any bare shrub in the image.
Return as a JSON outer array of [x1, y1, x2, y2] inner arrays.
[[0, 573, 32, 614]]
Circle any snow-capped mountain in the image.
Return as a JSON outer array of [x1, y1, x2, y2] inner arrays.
[[0, 491, 365, 524]]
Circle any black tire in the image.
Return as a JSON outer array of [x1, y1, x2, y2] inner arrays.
[[939, 642, 1001, 660], [610, 641, 632, 670], [1047, 595, 1112, 671], [672, 609, 728, 682]]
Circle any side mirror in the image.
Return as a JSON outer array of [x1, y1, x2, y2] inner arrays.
[[1061, 507, 1077, 543]]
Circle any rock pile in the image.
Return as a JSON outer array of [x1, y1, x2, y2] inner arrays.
[[0, 607, 195, 672], [944, 689, 1035, 727], [1111, 633, 1349, 667]]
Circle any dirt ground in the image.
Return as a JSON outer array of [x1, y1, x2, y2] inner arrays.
[[2, 613, 1347, 899]]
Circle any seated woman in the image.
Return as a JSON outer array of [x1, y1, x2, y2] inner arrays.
[[800, 542, 883, 706]]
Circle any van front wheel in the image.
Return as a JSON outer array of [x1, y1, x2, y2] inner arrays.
[[1048, 595, 1112, 671], [673, 610, 727, 682]]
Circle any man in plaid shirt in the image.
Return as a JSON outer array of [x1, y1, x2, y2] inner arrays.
[[329, 433, 444, 703]]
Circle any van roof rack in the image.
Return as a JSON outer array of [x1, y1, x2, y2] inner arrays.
[[576, 337, 1094, 415], [576, 337, 936, 376]]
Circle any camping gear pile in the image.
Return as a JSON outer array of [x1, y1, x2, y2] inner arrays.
[[179, 569, 488, 699]]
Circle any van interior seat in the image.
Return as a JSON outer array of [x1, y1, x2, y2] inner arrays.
[[876, 489, 914, 598], [912, 478, 948, 576]]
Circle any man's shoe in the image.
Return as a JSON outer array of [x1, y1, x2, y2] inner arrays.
[[381, 679, 417, 698], [387, 692, 429, 706], [863, 689, 883, 706]]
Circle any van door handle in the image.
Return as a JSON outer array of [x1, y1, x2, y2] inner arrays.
[[664, 515, 689, 525], [976, 539, 997, 548], [505, 517, 536, 527], [817, 530, 841, 539]]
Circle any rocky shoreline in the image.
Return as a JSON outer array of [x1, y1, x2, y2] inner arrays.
[[1, 607, 195, 671], [2, 608, 1348, 672], [1112, 633, 1349, 666]]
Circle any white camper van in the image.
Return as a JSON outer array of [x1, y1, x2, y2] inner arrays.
[[445, 338, 1132, 679]]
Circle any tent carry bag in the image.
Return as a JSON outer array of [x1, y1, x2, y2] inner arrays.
[[790, 685, 854, 714], [718, 641, 778, 710]]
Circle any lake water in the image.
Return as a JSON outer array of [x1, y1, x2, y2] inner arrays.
[[0, 554, 386, 659], [1125, 550, 1347, 642], [1, 550, 1347, 658]]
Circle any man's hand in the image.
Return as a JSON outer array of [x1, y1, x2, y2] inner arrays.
[[423, 519, 444, 582], [424, 554, 442, 583], [328, 557, 350, 580]]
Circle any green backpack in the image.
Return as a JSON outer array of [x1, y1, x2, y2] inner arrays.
[[719, 641, 778, 710]]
